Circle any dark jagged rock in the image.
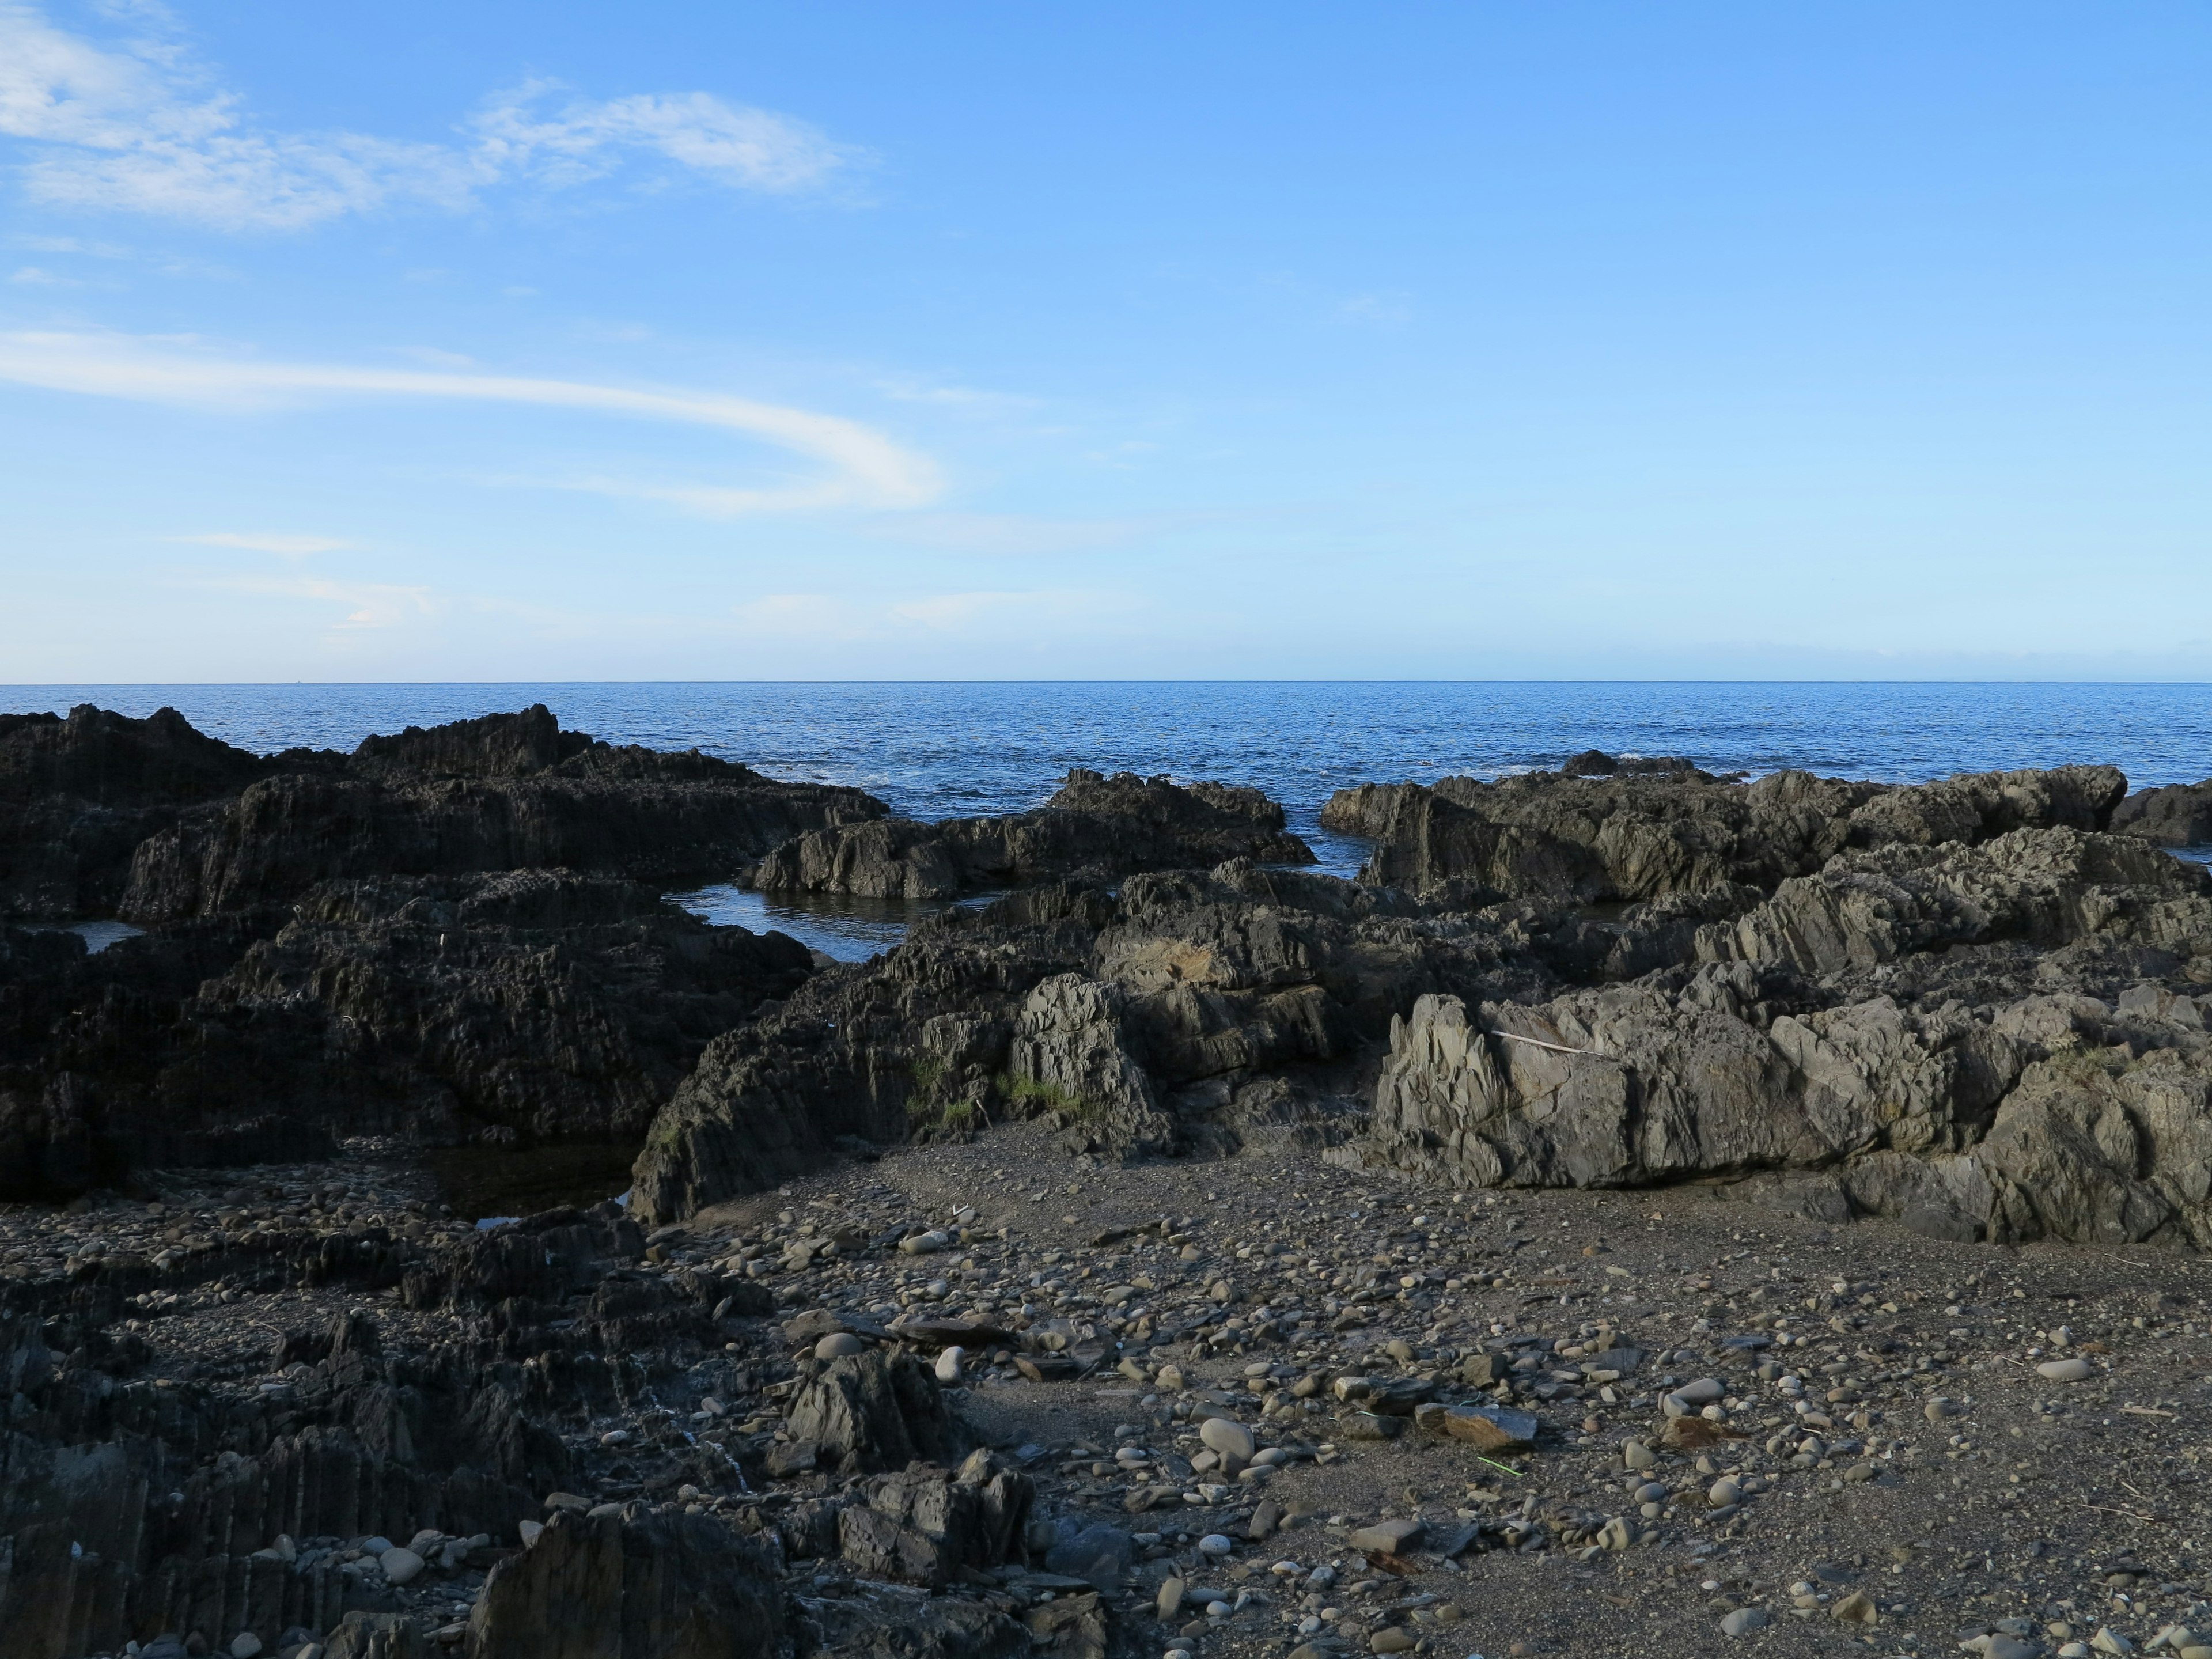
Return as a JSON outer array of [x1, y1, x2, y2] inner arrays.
[[2114, 777, 2212, 848], [465, 1506, 787, 1659], [784, 1349, 970, 1475], [749, 767, 1313, 899], [1558, 750, 1711, 779], [630, 869, 1539, 1222], [0, 873, 810, 1196], [326, 1612, 429, 1659], [836, 1450, 1033, 1585], [0, 704, 275, 919], [193, 870, 812, 1144], [0, 1302, 573, 1656], [800, 1586, 1028, 1659], [124, 709, 883, 923], [1321, 763, 2127, 904], [0, 918, 335, 1199]]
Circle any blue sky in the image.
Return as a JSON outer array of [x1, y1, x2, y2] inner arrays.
[[2, 1, 2209, 681]]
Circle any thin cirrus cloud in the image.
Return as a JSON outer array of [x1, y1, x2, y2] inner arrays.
[[0, 330, 944, 513], [0, 4, 860, 230], [172, 532, 354, 555]]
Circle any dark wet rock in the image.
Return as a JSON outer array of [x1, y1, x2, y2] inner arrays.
[[467, 1506, 786, 1659], [1559, 750, 1712, 779], [123, 706, 883, 923], [0, 704, 275, 919], [2115, 778, 2212, 848], [749, 767, 1312, 899], [0, 917, 335, 1199], [785, 1350, 969, 1475]]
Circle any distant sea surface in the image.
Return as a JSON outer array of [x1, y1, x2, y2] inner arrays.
[[12, 682, 2210, 957]]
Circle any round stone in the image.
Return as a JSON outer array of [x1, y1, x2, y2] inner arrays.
[[1200, 1417, 1257, 1461], [934, 1345, 965, 1383], [230, 1636, 264, 1659], [1623, 1439, 1657, 1471], [815, 1332, 865, 1359], [1708, 1477, 1744, 1508], [2037, 1357, 2096, 1382], [378, 1546, 425, 1585], [1721, 1608, 1772, 1637], [1198, 1533, 1234, 1556]]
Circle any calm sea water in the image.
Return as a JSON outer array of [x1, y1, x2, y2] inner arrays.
[[13, 683, 2210, 957]]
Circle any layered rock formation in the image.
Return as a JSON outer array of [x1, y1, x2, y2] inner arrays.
[[1366, 822, 2212, 1244], [1321, 763, 2127, 903], [630, 863, 1547, 1223], [749, 768, 1313, 899], [2114, 776, 2212, 847], [0, 705, 275, 919], [126, 704, 882, 923]]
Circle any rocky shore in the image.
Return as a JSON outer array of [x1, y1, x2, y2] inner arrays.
[[3, 703, 2211, 1659]]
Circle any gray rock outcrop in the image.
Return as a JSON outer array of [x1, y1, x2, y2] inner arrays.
[[1323, 763, 2127, 904], [1368, 825, 2212, 1245], [749, 768, 1313, 899]]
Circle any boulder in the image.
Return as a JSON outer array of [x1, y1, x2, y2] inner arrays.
[[467, 1506, 785, 1659], [837, 1455, 1034, 1586], [784, 1350, 970, 1475]]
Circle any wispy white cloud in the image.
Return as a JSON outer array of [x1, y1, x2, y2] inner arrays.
[[472, 80, 854, 195], [173, 531, 351, 555], [0, 3, 861, 230], [0, 329, 943, 513], [213, 573, 438, 630]]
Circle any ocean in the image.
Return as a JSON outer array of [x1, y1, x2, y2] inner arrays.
[[13, 681, 2210, 958]]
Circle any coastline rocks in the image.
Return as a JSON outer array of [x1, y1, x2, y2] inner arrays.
[[467, 1506, 786, 1659], [2115, 779, 2212, 849], [0, 704, 276, 919], [1321, 763, 2127, 905], [1695, 827, 2210, 975], [749, 768, 1313, 899], [123, 706, 884, 923], [630, 868, 1532, 1221], [1366, 949, 2212, 1244], [0, 870, 812, 1192]]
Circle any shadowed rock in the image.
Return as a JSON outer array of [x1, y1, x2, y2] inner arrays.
[[0, 704, 275, 919], [749, 768, 1313, 899], [466, 1506, 786, 1659], [785, 1349, 970, 1475]]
